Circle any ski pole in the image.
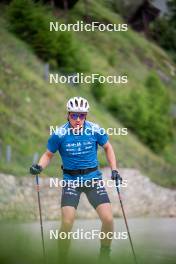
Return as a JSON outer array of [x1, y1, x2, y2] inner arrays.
[[116, 181, 138, 264], [35, 175, 46, 263]]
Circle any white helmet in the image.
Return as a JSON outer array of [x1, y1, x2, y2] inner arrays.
[[67, 97, 90, 113]]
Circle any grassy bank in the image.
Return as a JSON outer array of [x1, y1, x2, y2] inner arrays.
[[0, 1, 176, 187]]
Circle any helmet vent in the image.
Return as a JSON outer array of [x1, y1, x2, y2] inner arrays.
[[75, 99, 78, 107]]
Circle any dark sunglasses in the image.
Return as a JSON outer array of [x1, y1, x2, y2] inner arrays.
[[70, 113, 87, 120]]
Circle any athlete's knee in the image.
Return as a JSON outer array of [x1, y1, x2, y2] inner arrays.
[[101, 215, 114, 227], [61, 206, 76, 230]]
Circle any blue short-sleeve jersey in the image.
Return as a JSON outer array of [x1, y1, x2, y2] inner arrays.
[[47, 121, 108, 181]]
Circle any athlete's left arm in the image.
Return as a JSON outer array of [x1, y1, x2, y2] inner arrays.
[[103, 141, 118, 170]]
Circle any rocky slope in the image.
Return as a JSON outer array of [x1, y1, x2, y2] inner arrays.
[[0, 168, 176, 220]]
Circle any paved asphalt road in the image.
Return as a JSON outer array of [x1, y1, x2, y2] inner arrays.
[[17, 218, 176, 263]]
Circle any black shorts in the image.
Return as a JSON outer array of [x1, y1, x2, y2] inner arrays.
[[61, 180, 110, 209]]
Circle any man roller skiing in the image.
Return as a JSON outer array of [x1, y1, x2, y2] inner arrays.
[[30, 96, 122, 261]]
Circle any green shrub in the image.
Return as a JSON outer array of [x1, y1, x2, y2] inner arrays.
[[56, 31, 90, 73], [107, 73, 173, 153], [144, 73, 173, 152], [7, 0, 89, 72], [91, 79, 106, 102], [7, 0, 57, 61], [107, 96, 118, 115], [151, 0, 176, 59]]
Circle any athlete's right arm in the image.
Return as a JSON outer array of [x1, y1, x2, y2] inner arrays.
[[38, 150, 54, 170], [30, 132, 60, 175]]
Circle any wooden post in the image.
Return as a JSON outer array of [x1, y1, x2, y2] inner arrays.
[[6, 145, 11, 163], [63, 0, 68, 10], [0, 142, 2, 160], [44, 63, 49, 81]]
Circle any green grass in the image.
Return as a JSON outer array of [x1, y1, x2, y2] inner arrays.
[[0, 222, 176, 264], [0, 2, 176, 187]]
